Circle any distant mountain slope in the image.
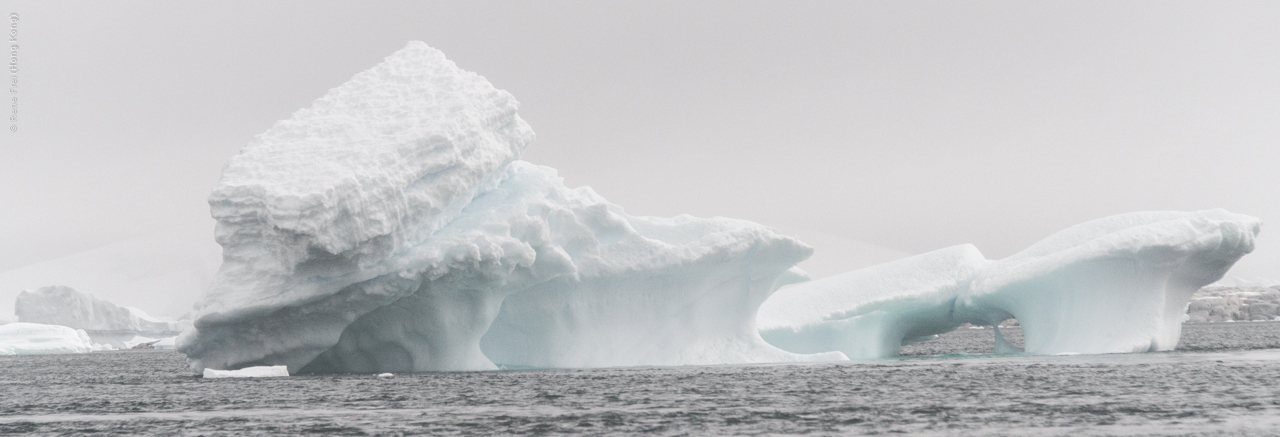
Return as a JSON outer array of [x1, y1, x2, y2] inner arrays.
[[0, 229, 221, 322]]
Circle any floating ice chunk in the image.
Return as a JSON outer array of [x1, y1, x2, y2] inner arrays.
[[123, 335, 159, 349], [377, 373, 394, 379], [757, 245, 987, 359], [16, 286, 190, 335], [202, 365, 290, 379], [0, 322, 96, 355], [758, 210, 1260, 359], [153, 337, 177, 350], [955, 209, 1261, 355], [180, 42, 828, 374]]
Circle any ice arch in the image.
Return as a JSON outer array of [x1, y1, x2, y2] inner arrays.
[[757, 210, 1260, 358], [954, 210, 1260, 355]]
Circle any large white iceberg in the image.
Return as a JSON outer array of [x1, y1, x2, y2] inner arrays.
[[760, 210, 1261, 358], [178, 41, 1263, 372], [0, 322, 96, 355], [179, 42, 836, 374], [16, 286, 190, 335]]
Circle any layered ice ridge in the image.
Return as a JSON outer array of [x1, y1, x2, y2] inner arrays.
[[180, 42, 832, 374], [202, 41, 533, 323], [758, 210, 1261, 358]]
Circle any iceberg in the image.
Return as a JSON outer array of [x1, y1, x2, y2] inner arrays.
[[203, 365, 289, 379], [759, 210, 1261, 358], [0, 322, 96, 355], [956, 210, 1261, 355], [177, 41, 1261, 372], [179, 42, 834, 374], [15, 286, 190, 336]]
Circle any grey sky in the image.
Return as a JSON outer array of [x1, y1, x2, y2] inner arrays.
[[3, 1, 1278, 281]]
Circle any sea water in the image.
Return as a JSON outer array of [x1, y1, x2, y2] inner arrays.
[[2, 322, 1279, 435]]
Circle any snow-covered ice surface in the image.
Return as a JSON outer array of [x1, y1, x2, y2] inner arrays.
[[0, 322, 96, 355], [16, 286, 190, 336], [180, 42, 829, 375], [761, 210, 1261, 359]]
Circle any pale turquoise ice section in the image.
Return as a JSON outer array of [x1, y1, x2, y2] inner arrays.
[[759, 210, 1261, 359]]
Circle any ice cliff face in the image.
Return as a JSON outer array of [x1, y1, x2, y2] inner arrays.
[[761, 210, 1261, 358], [179, 42, 836, 374], [16, 286, 189, 334]]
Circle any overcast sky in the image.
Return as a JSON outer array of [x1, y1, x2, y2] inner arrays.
[[4, 1, 1278, 282]]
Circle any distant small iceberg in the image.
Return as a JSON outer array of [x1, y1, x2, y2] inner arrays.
[[203, 365, 289, 379], [15, 285, 191, 349], [0, 322, 98, 355]]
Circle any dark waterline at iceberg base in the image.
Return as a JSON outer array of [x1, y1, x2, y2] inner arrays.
[[3, 322, 1279, 435]]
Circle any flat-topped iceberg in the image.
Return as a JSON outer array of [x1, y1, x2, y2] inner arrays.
[[16, 286, 190, 336], [759, 210, 1261, 358], [179, 42, 835, 374], [0, 322, 97, 355]]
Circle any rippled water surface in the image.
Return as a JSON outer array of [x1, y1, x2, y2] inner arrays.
[[3, 322, 1280, 435]]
